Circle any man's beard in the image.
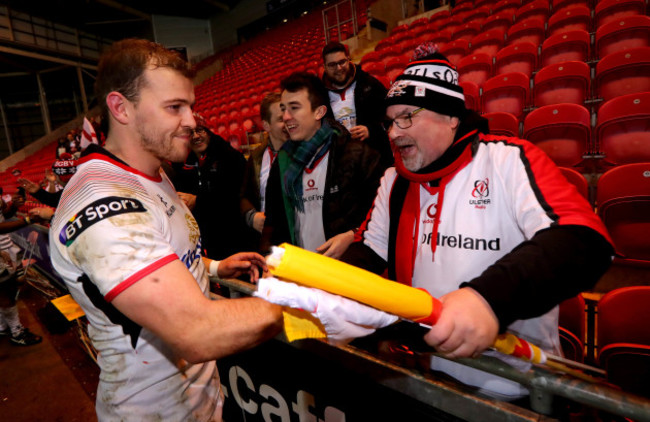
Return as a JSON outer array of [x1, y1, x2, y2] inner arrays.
[[137, 120, 190, 163]]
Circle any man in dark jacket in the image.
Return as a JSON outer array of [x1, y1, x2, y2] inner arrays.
[[261, 72, 386, 259], [321, 42, 393, 168], [240, 92, 288, 242], [171, 113, 250, 260]]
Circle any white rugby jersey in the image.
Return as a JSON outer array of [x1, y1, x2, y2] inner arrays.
[[50, 149, 222, 421], [359, 135, 608, 398]]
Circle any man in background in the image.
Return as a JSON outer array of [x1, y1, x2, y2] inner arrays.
[[321, 41, 393, 167], [170, 113, 251, 259], [240, 92, 288, 246]]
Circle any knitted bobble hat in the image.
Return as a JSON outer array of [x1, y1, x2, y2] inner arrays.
[[385, 42, 467, 118]]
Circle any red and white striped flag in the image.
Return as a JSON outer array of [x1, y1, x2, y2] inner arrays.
[[79, 117, 98, 149]]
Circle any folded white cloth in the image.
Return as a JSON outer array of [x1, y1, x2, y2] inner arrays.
[[255, 277, 398, 344]]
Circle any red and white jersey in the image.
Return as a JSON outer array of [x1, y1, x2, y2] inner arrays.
[[50, 150, 222, 421], [360, 135, 608, 398]]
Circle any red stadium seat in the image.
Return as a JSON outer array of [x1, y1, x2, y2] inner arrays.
[[597, 165, 650, 266], [595, 47, 650, 103], [428, 30, 453, 49], [596, 92, 650, 165], [440, 16, 464, 34], [385, 57, 409, 84], [429, 10, 451, 26], [361, 50, 382, 66], [495, 41, 538, 77], [595, 15, 650, 59], [493, 0, 522, 16], [552, 0, 589, 13], [440, 39, 470, 66], [483, 111, 520, 137], [523, 103, 591, 167], [470, 29, 506, 57], [547, 5, 592, 36], [514, 0, 550, 24], [558, 167, 589, 200], [541, 30, 591, 67], [363, 61, 386, 78], [595, 0, 647, 29], [507, 18, 545, 47], [457, 53, 494, 87], [533, 61, 591, 107], [559, 294, 587, 362], [481, 72, 530, 119], [598, 287, 650, 396], [464, 6, 491, 26], [481, 13, 515, 34], [453, 22, 482, 42], [460, 81, 481, 112], [409, 17, 429, 31]]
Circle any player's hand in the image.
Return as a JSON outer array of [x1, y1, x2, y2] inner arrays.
[[316, 230, 355, 259], [218, 252, 269, 283], [177, 192, 197, 210], [349, 125, 369, 141], [423, 287, 499, 358], [29, 207, 54, 221], [45, 168, 57, 182], [17, 178, 40, 194], [253, 212, 265, 233]]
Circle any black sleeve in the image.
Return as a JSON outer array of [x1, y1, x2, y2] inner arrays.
[[32, 189, 63, 208], [462, 225, 614, 331], [240, 155, 258, 218], [260, 160, 290, 254], [340, 241, 387, 275]]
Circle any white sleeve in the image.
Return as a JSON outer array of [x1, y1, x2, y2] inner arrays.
[[360, 168, 397, 261]]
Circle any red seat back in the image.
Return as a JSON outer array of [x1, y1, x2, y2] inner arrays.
[[596, 164, 650, 263], [541, 30, 590, 67], [596, 91, 650, 165], [481, 72, 530, 118], [547, 5, 592, 36], [559, 167, 589, 200], [595, 15, 650, 59], [495, 41, 538, 77], [533, 60, 591, 107], [523, 103, 591, 167], [595, 47, 650, 103], [483, 111, 520, 137], [458, 53, 494, 87]]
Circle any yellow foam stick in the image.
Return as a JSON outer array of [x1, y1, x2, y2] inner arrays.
[[493, 333, 547, 364], [267, 243, 441, 325]]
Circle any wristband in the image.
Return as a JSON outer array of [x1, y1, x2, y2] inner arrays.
[[208, 259, 221, 277]]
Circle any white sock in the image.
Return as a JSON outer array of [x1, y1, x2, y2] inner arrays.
[[0, 306, 23, 336]]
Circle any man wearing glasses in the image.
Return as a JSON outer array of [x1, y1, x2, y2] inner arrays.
[[321, 42, 393, 167], [342, 45, 613, 399], [170, 113, 251, 259]]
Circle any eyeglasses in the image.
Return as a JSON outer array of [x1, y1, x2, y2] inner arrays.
[[192, 127, 207, 135], [382, 107, 425, 131], [325, 59, 349, 70]]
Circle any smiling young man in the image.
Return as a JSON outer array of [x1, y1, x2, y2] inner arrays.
[[261, 72, 386, 259], [321, 42, 393, 167], [341, 45, 614, 400], [49, 39, 282, 421], [170, 113, 250, 259]]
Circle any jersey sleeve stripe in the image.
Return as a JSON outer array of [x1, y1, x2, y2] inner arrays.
[[105, 253, 179, 302]]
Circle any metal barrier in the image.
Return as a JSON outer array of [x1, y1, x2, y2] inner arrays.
[[215, 276, 650, 422]]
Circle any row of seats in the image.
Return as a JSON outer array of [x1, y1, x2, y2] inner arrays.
[[484, 91, 650, 169], [558, 162, 650, 267], [560, 285, 650, 398]]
